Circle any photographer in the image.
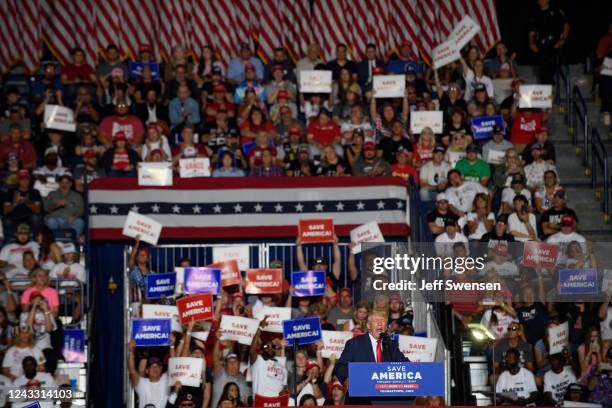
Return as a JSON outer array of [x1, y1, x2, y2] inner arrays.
[[20, 292, 58, 374]]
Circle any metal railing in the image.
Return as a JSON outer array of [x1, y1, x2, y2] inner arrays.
[[571, 85, 590, 167], [555, 65, 571, 123], [591, 128, 611, 220]]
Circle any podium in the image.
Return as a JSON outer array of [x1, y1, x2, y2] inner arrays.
[[348, 362, 445, 397]]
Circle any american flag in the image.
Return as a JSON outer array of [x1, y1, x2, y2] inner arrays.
[[280, 0, 312, 62], [88, 177, 409, 240]]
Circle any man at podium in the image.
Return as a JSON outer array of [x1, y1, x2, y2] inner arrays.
[[334, 311, 409, 404]]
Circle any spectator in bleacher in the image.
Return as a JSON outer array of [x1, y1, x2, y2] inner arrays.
[[377, 119, 412, 164], [412, 127, 435, 165], [352, 138, 391, 176], [72, 86, 100, 125], [43, 174, 84, 237], [13, 356, 56, 406], [295, 43, 324, 83], [326, 287, 353, 329], [73, 150, 105, 193], [286, 144, 318, 177], [482, 124, 513, 166], [266, 70, 297, 112], [204, 84, 235, 124], [127, 236, 152, 300], [20, 268, 59, 317], [426, 193, 458, 239], [386, 40, 420, 75], [587, 347, 612, 406], [480, 215, 516, 251], [515, 285, 548, 345], [36, 226, 61, 270], [127, 340, 169, 408], [31, 63, 63, 102], [466, 193, 494, 241], [0, 124, 36, 170], [534, 170, 562, 214], [524, 144, 557, 190], [212, 151, 245, 177], [507, 194, 537, 242], [0, 152, 20, 192], [134, 87, 168, 127], [318, 144, 350, 176], [540, 190, 578, 238], [390, 147, 418, 183], [20, 290, 58, 367], [495, 348, 538, 405], [445, 132, 468, 168], [577, 326, 609, 386], [98, 99, 145, 147], [33, 149, 69, 189], [250, 149, 283, 177], [49, 243, 83, 282], [500, 174, 532, 215], [165, 64, 199, 101], [96, 44, 128, 80], [455, 144, 490, 186], [211, 341, 248, 407], [419, 146, 451, 202], [445, 169, 488, 217], [140, 123, 171, 162], [547, 216, 587, 264], [168, 84, 201, 131], [61, 48, 96, 86], [327, 44, 357, 82], [493, 322, 535, 382], [133, 64, 164, 105], [524, 127, 555, 165], [434, 219, 468, 257], [1, 86, 28, 119], [2, 172, 42, 241], [332, 83, 362, 123], [544, 352, 578, 406], [357, 43, 384, 89], [249, 319, 288, 397], [461, 58, 494, 101], [1, 324, 46, 380], [370, 96, 409, 142], [510, 108, 545, 154], [100, 132, 139, 177], [227, 43, 264, 84], [492, 148, 524, 190], [0, 104, 32, 142]]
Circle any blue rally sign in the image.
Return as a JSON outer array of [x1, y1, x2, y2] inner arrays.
[[470, 115, 505, 140], [23, 403, 42, 408], [146, 272, 177, 299], [282, 316, 322, 345], [132, 319, 171, 347], [291, 270, 326, 297], [128, 62, 160, 79], [559, 268, 598, 295], [184, 268, 221, 295], [348, 362, 445, 397]]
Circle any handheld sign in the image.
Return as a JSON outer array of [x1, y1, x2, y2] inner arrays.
[[283, 316, 322, 345], [300, 70, 332, 93], [253, 306, 291, 333], [321, 330, 352, 358], [183, 267, 221, 295], [470, 115, 505, 140], [138, 162, 173, 186], [23, 403, 42, 408], [168, 357, 203, 388], [291, 270, 326, 297], [179, 158, 211, 178], [128, 61, 160, 79], [518, 84, 553, 109], [398, 335, 438, 362], [207, 260, 241, 287], [146, 272, 177, 299], [559, 269, 598, 295], [142, 304, 181, 332], [373, 75, 405, 98], [298, 218, 335, 244], [450, 15, 481, 50], [63, 329, 86, 363], [213, 245, 250, 270], [253, 394, 289, 407], [522, 241, 559, 268], [348, 362, 444, 396], [433, 40, 460, 69], [410, 111, 443, 134], [350, 221, 385, 254], [219, 315, 260, 345], [548, 321, 569, 354], [245, 268, 283, 294], [44, 104, 76, 132], [131, 319, 171, 347], [176, 293, 214, 324], [122, 211, 162, 245]]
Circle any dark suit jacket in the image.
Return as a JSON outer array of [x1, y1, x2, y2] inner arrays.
[[334, 333, 409, 384], [356, 59, 385, 87]]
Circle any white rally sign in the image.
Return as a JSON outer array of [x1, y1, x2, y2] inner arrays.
[[433, 40, 460, 69], [44, 104, 76, 132], [168, 357, 204, 388], [219, 315, 260, 345], [179, 158, 211, 178], [548, 321, 569, 354], [253, 306, 291, 333], [142, 304, 181, 332], [212, 246, 250, 270], [449, 15, 481, 50], [373, 75, 405, 98], [122, 211, 162, 245], [300, 70, 332, 93], [321, 330, 353, 359], [518, 85, 553, 109], [398, 335, 438, 362], [410, 111, 444, 134], [138, 162, 173, 186], [350, 221, 385, 254]]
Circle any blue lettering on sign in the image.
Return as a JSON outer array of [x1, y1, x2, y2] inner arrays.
[[470, 115, 505, 140], [132, 319, 171, 347], [291, 270, 326, 297], [559, 268, 598, 295], [146, 272, 177, 299], [283, 316, 322, 345], [348, 362, 444, 396]]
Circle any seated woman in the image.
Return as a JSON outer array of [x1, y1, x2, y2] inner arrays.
[[20, 268, 59, 317], [1, 324, 45, 380]]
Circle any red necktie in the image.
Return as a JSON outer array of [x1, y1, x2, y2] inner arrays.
[[376, 338, 383, 362]]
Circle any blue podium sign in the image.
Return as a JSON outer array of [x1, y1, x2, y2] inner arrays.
[[348, 362, 444, 396]]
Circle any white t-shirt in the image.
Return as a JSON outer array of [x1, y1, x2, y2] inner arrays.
[[446, 182, 487, 214], [49, 262, 86, 282], [481, 260, 519, 277], [1, 346, 46, 378], [464, 70, 494, 100], [434, 232, 469, 257], [19, 312, 57, 350], [524, 162, 557, 189], [544, 367, 577, 404], [507, 213, 537, 242], [466, 211, 495, 240], [135, 373, 169, 408], [141, 135, 172, 161], [0, 241, 40, 270], [501, 188, 532, 209], [419, 161, 452, 187], [0, 374, 11, 407], [601, 305, 612, 341], [12, 372, 57, 408], [546, 231, 587, 265], [481, 309, 518, 339], [251, 355, 287, 397], [495, 367, 537, 399]]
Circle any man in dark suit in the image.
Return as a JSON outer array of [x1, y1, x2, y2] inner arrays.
[[334, 311, 409, 403], [356, 44, 385, 89]]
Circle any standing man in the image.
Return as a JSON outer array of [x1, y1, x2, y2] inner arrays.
[[356, 44, 385, 89], [529, 0, 570, 84]]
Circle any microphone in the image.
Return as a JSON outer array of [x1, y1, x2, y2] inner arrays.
[[379, 332, 391, 346]]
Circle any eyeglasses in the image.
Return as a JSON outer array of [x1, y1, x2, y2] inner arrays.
[[508, 326, 519, 331], [179, 403, 195, 408]]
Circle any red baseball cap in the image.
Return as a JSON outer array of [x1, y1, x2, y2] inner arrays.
[[213, 83, 226, 93], [364, 139, 376, 150], [339, 287, 352, 296], [277, 89, 289, 99], [561, 214, 576, 226], [139, 44, 151, 53], [114, 131, 127, 142], [17, 169, 30, 179], [84, 149, 97, 159], [244, 63, 256, 72], [288, 126, 301, 135], [306, 361, 320, 371], [231, 291, 245, 301]]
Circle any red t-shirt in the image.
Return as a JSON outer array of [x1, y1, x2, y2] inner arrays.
[[390, 164, 420, 185], [0, 139, 37, 168], [61, 63, 95, 82], [307, 120, 340, 145], [239, 120, 275, 146], [112, 149, 130, 170], [510, 111, 543, 145], [414, 144, 435, 165], [205, 101, 235, 122], [248, 146, 277, 166], [99, 115, 145, 145]]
